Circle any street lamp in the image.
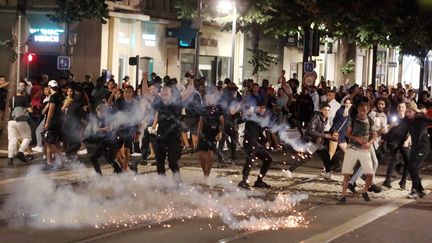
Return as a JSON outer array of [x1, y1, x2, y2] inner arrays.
[[217, 0, 237, 82]]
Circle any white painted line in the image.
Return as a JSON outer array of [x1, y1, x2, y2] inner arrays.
[[300, 199, 414, 243]]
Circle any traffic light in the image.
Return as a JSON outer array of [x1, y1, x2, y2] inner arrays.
[[26, 52, 36, 63]]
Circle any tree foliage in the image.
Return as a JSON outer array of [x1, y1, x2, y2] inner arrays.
[[247, 48, 278, 76], [340, 59, 355, 75], [47, 0, 109, 24], [0, 38, 16, 62]]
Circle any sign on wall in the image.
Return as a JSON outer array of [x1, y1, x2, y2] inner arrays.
[[57, 56, 70, 70]]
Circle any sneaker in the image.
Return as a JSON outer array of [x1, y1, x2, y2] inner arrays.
[[16, 152, 28, 163], [43, 155, 47, 160], [407, 190, 419, 199], [238, 180, 251, 190], [31, 146, 44, 153], [323, 172, 332, 180], [131, 152, 142, 157], [368, 184, 382, 193], [382, 180, 392, 188], [282, 169, 293, 179], [419, 190, 427, 198], [254, 180, 271, 188], [348, 183, 357, 194], [362, 192, 371, 202], [139, 159, 148, 166], [42, 164, 54, 172], [77, 148, 88, 155], [339, 196, 347, 204], [399, 180, 406, 190], [7, 158, 13, 166], [182, 147, 193, 154]]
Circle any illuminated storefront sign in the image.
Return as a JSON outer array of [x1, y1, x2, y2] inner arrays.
[[30, 28, 64, 43]]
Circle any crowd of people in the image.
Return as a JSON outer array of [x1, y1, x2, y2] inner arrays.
[[3, 68, 432, 202]]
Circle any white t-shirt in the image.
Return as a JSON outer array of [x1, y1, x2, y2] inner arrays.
[[368, 110, 388, 148], [325, 99, 341, 131]]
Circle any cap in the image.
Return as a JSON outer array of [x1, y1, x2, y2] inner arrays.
[[122, 75, 130, 80], [48, 80, 58, 87], [407, 101, 420, 112]]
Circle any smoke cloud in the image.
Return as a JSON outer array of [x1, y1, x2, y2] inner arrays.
[[1, 166, 308, 230]]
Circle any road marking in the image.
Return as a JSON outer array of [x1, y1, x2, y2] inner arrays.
[[300, 199, 414, 243]]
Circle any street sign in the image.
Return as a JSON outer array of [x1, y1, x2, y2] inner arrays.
[[304, 62, 314, 73], [57, 56, 70, 70], [302, 73, 316, 87]]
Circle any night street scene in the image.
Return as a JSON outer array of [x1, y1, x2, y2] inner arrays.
[[1, 0, 432, 242]]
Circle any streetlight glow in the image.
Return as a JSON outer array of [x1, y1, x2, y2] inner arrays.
[[217, 0, 234, 15]]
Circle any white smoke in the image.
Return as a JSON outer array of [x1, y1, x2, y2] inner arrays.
[[1, 166, 308, 230], [81, 82, 314, 155]]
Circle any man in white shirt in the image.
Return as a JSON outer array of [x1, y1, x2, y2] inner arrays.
[[325, 90, 341, 131]]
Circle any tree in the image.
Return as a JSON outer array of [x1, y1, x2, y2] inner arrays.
[[47, 0, 109, 24], [174, 0, 432, 87], [247, 48, 278, 80], [47, 0, 109, 69]]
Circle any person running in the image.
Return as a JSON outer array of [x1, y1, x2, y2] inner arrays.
[[288, 103, 338, 179], [197, 90, 224, 177], [382, 102, 411, 189], [151, 77, 194, 180], [405, 102, 432, 199], [182, 80, 203, 153], [238, 101, 273, 189], [348, 98, 387, 194], [218, 83, 242, 166], [340, 102, 378, 203], [90, 104, 122, 175], [7, 80, 33, 165], [116, 85, 140, 172]]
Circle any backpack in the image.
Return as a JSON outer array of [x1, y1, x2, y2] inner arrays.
[[11, 97, 30, 122]]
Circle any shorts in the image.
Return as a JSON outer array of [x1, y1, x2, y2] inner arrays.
[[183, 117, 199, 135], [341, 147, 374, 174], [196, 134, 217, 152], [45, 130, 60, 145], [117, 128, 135, 150], [117, 136, 133, 150]]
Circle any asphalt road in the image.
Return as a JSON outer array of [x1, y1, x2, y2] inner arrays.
[[0, 148, 431, 243]]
